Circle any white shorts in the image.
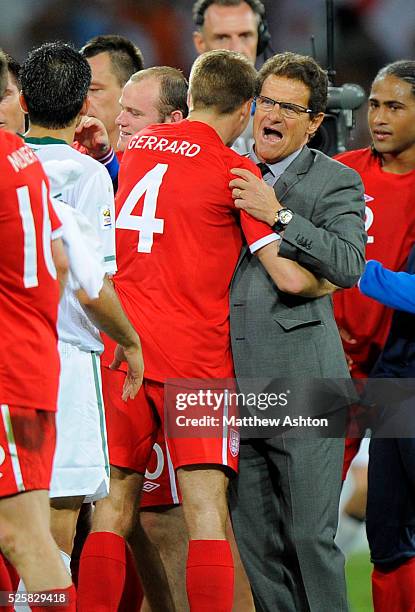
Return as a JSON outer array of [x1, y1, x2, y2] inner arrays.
[[50, 342, 109, 501], [351, 435, 370, 468]]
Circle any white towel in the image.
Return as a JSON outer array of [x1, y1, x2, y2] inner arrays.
[[42, 159, 105, 299]]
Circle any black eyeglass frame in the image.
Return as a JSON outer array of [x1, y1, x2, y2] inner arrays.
[[255, 95, 315, 117]]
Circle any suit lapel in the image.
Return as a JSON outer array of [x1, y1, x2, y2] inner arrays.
[[274, 146, 313, 203]]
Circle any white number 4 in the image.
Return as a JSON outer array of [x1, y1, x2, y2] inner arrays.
[[116, 163, 168, 253]]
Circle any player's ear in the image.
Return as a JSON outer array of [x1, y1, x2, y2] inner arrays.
[[240, 99, 252, 123], [19, 92, 28, 113], [187, 92, 194, 113], [193, 31, 206, 55], [79, 97, 90, 118], [168, 110, 184, 124], [74, 99, 90, 128]]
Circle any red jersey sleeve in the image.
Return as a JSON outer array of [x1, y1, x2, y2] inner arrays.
[[47, 194, 63, 239], [233, 156, 277, 252]]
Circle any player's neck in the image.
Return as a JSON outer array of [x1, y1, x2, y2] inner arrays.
[[25, 124, 75, 145], [380, 146, 415, 174], [188, 110, 236, 146]]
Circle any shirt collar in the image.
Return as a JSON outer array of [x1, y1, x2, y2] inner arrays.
[[24, 136, 68, 146], [249, 146, 303, 186]]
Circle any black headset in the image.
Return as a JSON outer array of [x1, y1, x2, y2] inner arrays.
[[193, 0, 272, 57]]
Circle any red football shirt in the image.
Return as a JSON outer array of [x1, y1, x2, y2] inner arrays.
[[105, 120, 275, 382], [0, 131, 62, 410], [334, 147, 415, 376]]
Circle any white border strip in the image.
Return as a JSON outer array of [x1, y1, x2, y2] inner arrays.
[[165, 437, 180, 505], [1, 404, 25, 492], [249, 233, 280, 254], [222, 389, 229, 466]]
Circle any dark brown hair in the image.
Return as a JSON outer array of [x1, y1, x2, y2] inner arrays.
[[80, 34, 144, 87], [258, 52, 328, 113]]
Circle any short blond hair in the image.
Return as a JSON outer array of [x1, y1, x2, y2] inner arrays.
[[130, 66, 188, 120]]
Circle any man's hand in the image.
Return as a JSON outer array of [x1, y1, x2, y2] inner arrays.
[[230, 167, 282, 226], [338, 325, 357, 371], [77, 277, 144, 399], [110, 342, 144, 401], [74, 116, 111, 159]]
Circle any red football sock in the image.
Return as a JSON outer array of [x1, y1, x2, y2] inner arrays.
[[373, 558, 415, 612], [77, 532, 126, 612], [186, 539, 234, 612], [34, 584, 76, 611], [118, 542, 144, 612]]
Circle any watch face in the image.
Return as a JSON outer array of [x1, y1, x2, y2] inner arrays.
[[279, 209, 293, 225]]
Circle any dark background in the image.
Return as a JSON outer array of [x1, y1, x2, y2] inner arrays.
[[1, 0, 414, 148]]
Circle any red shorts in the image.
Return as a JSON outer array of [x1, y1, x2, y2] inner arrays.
[[0, 405, 56, 497], [101, 367, 239, 505], [141, 430, 181, 508], [102, 367, 180, 507], [101, 366, 158, 474]]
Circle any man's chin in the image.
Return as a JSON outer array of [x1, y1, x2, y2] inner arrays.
[[255, 146, 280, 165]]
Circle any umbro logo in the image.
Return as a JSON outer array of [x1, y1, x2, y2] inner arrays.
[[364, 194, 374, 203], [229, 428, 240, 458], [142, 481, 160, 493]]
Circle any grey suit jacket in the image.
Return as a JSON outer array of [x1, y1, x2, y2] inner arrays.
[[230, 146, 366, 404]]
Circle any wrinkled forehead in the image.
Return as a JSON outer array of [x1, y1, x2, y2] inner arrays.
[[260, 74, 311, 106]]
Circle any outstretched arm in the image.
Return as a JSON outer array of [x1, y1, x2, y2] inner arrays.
[[77, 277, 144, 399], [231, 164, 366, 288], [359, 260, 415, 313]]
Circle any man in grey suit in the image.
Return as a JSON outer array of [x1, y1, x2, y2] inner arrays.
[[228, 52, 367, 611]]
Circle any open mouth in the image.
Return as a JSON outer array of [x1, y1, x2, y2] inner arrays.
[[263, 126, 283, 142]]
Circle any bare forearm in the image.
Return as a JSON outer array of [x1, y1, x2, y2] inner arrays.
[[52, 238, 68, 299], [257, 241, 336, 297], [78, 277, 139, 348]]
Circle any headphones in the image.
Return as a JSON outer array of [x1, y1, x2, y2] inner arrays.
[[193, 0, 272, 57]]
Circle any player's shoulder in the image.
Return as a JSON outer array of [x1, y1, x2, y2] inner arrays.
[[334, 147, 373, 169], [0, 131, 42, 186], [0, 130, 22, 172], [0, 129, 24, 152], [223, 147, 258, 173], [64, 144, 109, 175], [60, 145, 113, 193], [27, 139, 108, 177]]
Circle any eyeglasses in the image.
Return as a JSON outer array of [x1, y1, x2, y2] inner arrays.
[[255, 95, 314, 118]]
